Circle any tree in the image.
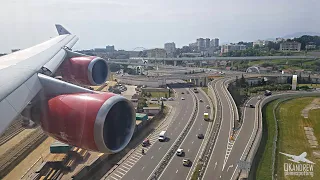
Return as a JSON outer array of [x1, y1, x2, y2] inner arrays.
[[165, 93, 168, 98], [253, 44, 260, 49], [240, 74, 246, 87]]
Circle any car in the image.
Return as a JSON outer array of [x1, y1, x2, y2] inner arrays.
[[206, 105, 210, 109], [249, 104, 255, 108], [176, 148, 184, 156], [183, 159, 191, 166], [142, 138, 150, 147], [181, 97, 185, 100], [199, 99, 203, 102], [197, 133, 204, 139], [168, 97, 174, 101]]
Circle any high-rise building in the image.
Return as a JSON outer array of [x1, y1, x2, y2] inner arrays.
[[164, 42, 176, 57], [197, 38, 205, 51], [214, 38, 219, 47], [106, 45, 115, 52], [205, 38, 211, 49]]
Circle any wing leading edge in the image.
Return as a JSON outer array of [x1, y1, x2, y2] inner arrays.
[[0, 25, 78, 136]]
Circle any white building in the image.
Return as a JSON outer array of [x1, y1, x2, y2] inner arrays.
[[280, 41, 301, 51], [221, 44, 246, 53], [253, 40, 269, 47]]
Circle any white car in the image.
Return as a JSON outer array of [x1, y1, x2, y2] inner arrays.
[[181, 97, 185, 100], [176, 148, 184, 156], [168, 97, 174, 101]]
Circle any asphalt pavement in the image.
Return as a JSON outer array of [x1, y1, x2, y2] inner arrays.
[[158, 90, 211, 180], [104, 87, 196, 180], [203, 78, 261, 180]]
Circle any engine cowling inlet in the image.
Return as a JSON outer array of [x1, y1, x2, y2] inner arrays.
[[60, 56, 109, 86], [37, 93, 135, 153]]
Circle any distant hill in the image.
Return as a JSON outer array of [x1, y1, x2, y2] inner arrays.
[[265, 32, 320, 41], [281, 32, 320, 39]]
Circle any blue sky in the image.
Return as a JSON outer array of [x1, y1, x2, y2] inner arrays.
[[0, 0, 319, 53]]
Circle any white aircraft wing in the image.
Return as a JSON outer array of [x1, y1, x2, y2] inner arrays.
[[279, 152, 296, 159], [302, 158, 315, 164], [0, 25, 78, 135]]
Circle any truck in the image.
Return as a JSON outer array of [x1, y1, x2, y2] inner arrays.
[[204, 112, 209, 121]]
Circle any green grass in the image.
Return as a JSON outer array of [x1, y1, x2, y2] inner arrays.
[[276, 97, 320, 179], [256, 100, 279, 180], [298, 84, 320, 88], [148, 92, 173, 98], [191, 164, 202, 180], [147, 103, 160, 107], [201, 87, 208, 95]]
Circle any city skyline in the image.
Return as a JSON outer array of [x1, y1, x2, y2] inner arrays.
[[0, 0, 319, 53]]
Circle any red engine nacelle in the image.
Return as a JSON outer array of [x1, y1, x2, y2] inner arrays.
[[38, 93, 135, 153], [60, 56, 109, 86]]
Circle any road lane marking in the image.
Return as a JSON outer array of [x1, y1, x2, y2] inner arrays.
[[124, 163, 132, 167], [198, 128, 200, 131], [214, 162, 218, 170], [126, 160, 135, 165], [191, 141, 194, 144], [119, 168, 127, 173], [109, 176, 118, 180], [188, 149, 190, 152], [130, 156, 139, 161], [142, 167, 145, 171], [159, 146, 162, 150], [176, 169, 179, 173], [227, 164, 234, 172], [116, 170, 125, 176], [151, 156, 154, 159], [113, 173, 122, 178], [122, 164, 131, 169]]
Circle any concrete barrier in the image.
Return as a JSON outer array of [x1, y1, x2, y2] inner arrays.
[[237, 91, 320, 179]]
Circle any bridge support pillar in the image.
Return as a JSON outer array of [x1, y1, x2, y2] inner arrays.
[[174, 60, 177, 66]]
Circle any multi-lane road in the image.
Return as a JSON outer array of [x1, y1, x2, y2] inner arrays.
[[103, 86, 211, 180], [203, 78, 260, 180], [158, 90, 211, 180]]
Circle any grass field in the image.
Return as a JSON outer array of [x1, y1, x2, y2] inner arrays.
[[276, 97, 320, 179], [201, 87, 208, 95], [298, 84, 320, 88], [149, 91, 173, 98], [147, 103, 160, 107], [256, 100, 279, 180], [257, 97, 320, 180]]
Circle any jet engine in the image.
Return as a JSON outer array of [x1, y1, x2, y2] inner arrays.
[[33, 92, 135, 153], [60, 56, 109, 86]]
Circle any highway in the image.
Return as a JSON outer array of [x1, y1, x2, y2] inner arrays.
[[203, 78, 260, 180], [104, 86, 197, 180], [158, 89, 211, 180]]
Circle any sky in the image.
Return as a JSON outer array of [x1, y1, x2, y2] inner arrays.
[[0, 0, 319, 53]]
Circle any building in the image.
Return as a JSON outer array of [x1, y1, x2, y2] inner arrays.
[[106, 45, 115, 52], [164, 42, 176, 57], [306, 42, 316, 50], [280, 41, 301, 51], [221, 44, 246, 53], [210, 38, 219, 47], [146, 48, 166, 58], [197, 38, 205, 51], [143, 107, 161, 115], [253, 40, 269, 47], [205, 38, 211, 49]]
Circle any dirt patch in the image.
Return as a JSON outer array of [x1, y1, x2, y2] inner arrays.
[[301, 98, 320, 118]]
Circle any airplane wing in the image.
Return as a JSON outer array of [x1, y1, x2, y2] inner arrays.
[[0, 24, 136, 154], [0, 25, 78, 135], [302, 158, 315, 164], [279, 152, 296, 158]]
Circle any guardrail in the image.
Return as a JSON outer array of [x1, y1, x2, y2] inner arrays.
[[196, 79, 222, 179], [235, 92, 320, 179], [149, 89, 199, 180]]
